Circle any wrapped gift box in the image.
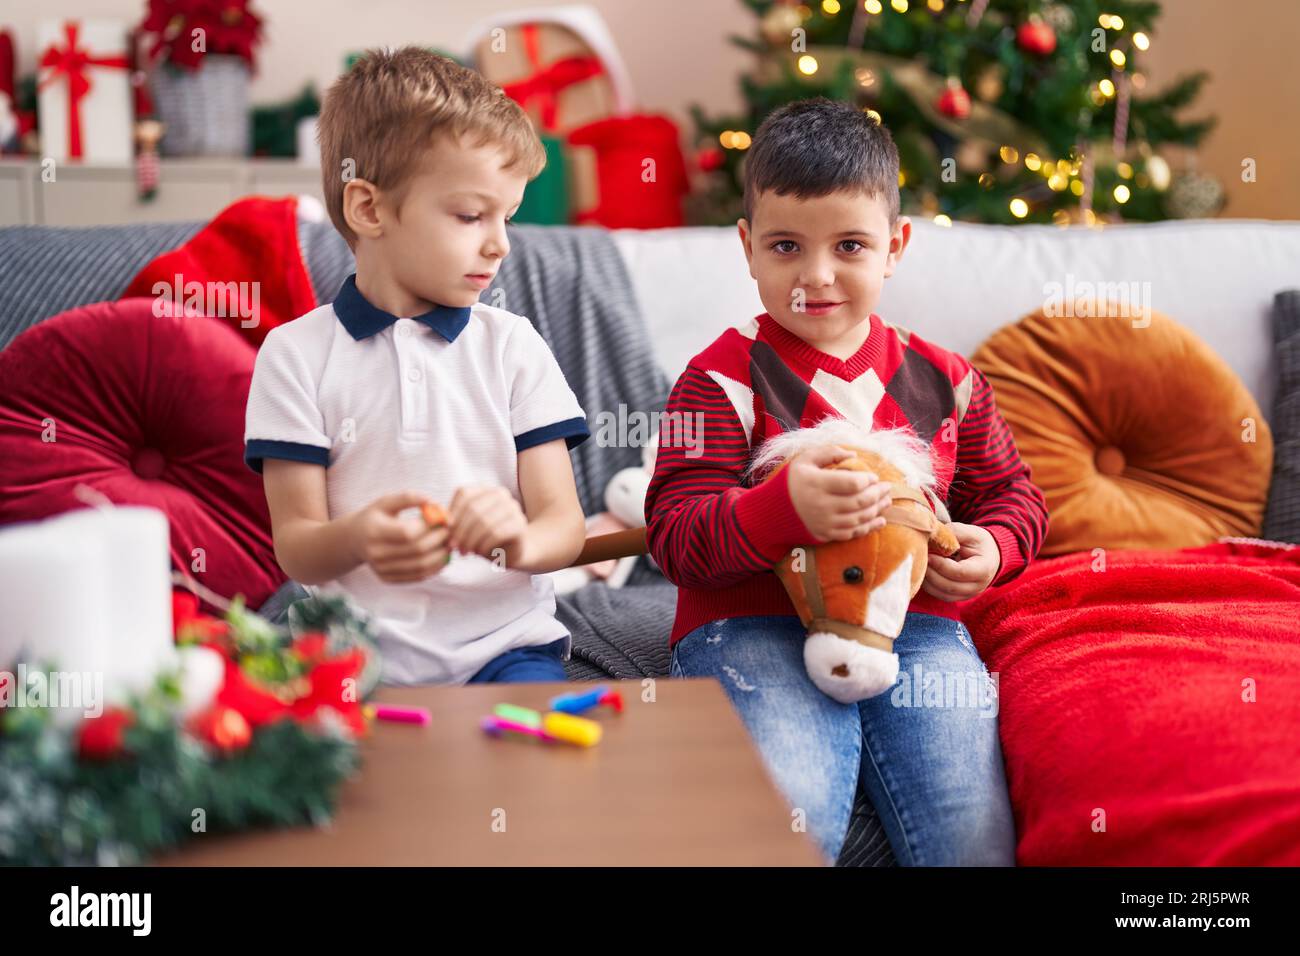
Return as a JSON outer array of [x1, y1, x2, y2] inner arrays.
[[474, 20, 618, 136], [37, 19, 133, 163], [567, 114, 688, 229]]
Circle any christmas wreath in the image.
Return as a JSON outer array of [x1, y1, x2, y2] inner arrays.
[[0, 589, 379, 866]]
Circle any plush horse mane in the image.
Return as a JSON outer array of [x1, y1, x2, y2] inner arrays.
[[744, 416, 939, 493]]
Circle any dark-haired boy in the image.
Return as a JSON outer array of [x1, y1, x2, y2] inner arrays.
[[645, 98, 1049, 865]]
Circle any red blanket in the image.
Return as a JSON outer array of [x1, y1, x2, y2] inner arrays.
[[963, 539, 1300, 865]]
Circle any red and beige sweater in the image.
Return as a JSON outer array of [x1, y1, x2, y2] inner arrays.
[[644, 311, 1050, 646]]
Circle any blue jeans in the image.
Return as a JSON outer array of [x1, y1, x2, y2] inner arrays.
[[671, 612, 1016, 866], [468, 638, 568, 684]]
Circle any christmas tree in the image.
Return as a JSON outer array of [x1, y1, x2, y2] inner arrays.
[[688, 0, 1219, 227]]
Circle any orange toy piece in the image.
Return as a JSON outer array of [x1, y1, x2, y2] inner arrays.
[[421, 502, 449, 528]]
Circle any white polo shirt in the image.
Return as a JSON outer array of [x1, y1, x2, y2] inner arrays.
[[244, 274, 589, 685]]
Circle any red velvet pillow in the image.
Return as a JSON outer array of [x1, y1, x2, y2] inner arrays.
[[0, 299, 285, 609], [964, 540, 1300, 865]]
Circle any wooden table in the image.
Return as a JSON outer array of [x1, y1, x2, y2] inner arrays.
[[160, 678, 823, 866]]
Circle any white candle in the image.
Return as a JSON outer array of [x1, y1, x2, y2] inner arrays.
[[0, 517, 112, 717], [0, 506, 175, 711]]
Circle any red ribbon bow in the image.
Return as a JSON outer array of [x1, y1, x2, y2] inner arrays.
[[500, 22, 605, 132], [38, 21, 129, 159]]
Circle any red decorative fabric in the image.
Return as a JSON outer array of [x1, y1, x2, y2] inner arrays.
[[963, 539, 1300, 865]]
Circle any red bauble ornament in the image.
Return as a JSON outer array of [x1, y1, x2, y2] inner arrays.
[[292, 632, 329, 664], [190, 704, 252, 753], [697, 147, 724, 172], [1017, 18, 1057, 56], [78, 708, 135, 760], [171, 589, 228, 646], [937, 80, 972, 120]]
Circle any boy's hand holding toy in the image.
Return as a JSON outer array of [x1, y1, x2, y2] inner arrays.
[[446, 485, 529, 566], [921, 522, 1001, 602], [787, 443, 1000, 604], [787, 444, 895, 543], [347, 491, 452, 584]]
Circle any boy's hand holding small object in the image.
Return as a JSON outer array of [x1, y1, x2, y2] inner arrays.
[[349, 491, 452, 583], [922, 521, 1001, 601], [787, 445, 894, 543], [446, 485, 528, 563]]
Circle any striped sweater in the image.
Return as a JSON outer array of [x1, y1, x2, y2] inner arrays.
[[645, 311, 1050, 646]]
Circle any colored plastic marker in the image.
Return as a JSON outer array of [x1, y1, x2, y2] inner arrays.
[[480, 711, 602, 747], [481, 715, 551, 741], [543, 711, 603, 747], [364, 704, 431, 726], [493, 703, 542, 728], [550, 685, 624, 715]]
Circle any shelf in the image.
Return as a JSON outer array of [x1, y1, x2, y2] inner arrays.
[[0, 157, 323, 227]]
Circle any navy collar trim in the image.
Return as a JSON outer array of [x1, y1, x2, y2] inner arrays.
[[333, 274, 472, 343]]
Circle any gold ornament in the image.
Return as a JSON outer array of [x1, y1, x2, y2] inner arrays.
[[761, 4, 805, 46], [1168, 172, 1224, 219], [1145, 155, 1171, 191], [975, 64, 1004, 102]]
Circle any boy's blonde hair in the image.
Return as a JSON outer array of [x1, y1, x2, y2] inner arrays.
[[318, 47, 547, 246]]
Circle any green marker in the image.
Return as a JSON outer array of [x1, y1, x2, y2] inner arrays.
[[493, 704, 541, 729]]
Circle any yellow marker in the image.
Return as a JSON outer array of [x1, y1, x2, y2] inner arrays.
[[542, 712, 603, 747]]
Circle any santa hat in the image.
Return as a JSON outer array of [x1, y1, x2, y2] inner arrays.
[[123, 195, 317, 347]]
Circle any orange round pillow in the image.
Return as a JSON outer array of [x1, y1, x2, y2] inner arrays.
[[971, 305, 1273, 556]]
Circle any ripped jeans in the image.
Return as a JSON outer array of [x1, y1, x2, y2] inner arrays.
[[671, 612, 1016, 866]]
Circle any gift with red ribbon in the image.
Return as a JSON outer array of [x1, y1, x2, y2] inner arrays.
[[499, 22, 608, 133], [36, 19, 133, 162], [480, 21, 616, 136]]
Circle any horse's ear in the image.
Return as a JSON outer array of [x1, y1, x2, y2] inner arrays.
[[929, 521, 960, 556]]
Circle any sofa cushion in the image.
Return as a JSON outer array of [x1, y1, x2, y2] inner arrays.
[[973, 305, 1273, 556], [1263, 290, 1300, 543], [0, 299, 284, 608]]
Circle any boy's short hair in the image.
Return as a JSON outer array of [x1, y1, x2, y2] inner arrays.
[[318, 47, 547, 246], [742, 97, 900, 226]]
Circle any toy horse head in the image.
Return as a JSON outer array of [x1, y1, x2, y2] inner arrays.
[[747, 418, 960, 703]]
